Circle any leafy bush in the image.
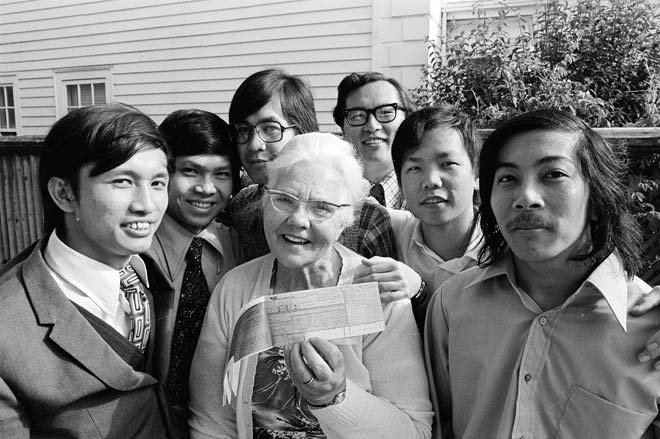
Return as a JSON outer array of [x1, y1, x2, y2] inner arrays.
[[629, 150, 660, 281], [414, 0, 660, 128], [415, 0, 660, 279]]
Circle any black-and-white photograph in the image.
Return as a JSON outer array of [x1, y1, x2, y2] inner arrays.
[[1, 1, 660, 437]]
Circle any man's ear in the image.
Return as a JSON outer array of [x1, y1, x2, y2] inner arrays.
[[47, 177, 77, 213]]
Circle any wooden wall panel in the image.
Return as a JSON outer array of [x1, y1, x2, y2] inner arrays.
[[0, 0, 374, 133], [0, 138, 43, 264]]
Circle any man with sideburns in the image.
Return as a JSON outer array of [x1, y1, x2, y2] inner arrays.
[[426, 110, 660, 438], [0, 104, 172, 438]]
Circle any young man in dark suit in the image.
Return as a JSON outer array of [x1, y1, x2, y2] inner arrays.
[[143, 109, 241, 438], [0, 103, 172, 438]]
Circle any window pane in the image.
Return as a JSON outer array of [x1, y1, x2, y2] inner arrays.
[[8, 109, 15, 128], [0, 110, 6, 129], [6, 87, 13, 107], [67, 85, 79, 107], [80, 83, 92, 106], [94, 83, 106, 104], [0, 87, 5, 107]]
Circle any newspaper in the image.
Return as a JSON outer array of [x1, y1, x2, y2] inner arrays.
[[223, 281, 384, 405]]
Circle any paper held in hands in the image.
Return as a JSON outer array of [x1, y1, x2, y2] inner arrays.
[[223, 281, 384, 405]]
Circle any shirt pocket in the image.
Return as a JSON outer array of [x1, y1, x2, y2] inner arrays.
[[555, 385, 653, 439]]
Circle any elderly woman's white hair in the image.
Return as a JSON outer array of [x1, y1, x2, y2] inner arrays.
[[266, 132, 368, 224]]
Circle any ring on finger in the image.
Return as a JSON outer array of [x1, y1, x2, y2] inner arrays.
[[303, 376, 314, 385]]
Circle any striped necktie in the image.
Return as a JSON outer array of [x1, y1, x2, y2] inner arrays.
[[119, 264, 151, 352]]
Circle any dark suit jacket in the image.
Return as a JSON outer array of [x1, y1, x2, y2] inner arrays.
[[0, 239, 171, 438]]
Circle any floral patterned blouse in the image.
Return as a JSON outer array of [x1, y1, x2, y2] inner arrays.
[[251, 346, 326, 438]]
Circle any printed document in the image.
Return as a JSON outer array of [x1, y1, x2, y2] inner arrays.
[[223, 282, 384, 404]]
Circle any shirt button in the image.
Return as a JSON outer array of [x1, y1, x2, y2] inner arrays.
[[539, 316, 548, 326], [524, 373, 532, 382]]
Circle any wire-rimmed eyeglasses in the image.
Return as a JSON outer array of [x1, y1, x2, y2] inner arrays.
[[344, 103, 404, 127], [232, 121, 297, 144], [265, 187, 350, 222]]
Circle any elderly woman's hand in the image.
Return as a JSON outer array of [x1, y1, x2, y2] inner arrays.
[[354, 256, 423, 303], [284, 338, 346, 407]]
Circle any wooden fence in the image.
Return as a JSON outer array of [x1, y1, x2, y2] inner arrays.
[[2, 128, 660, 273], [0, 136, 44, 265]]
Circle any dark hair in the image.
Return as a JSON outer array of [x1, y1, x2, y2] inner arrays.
[[228, 68, 318, 134], [332, 72, 417, 127], [159, 109, 240, 194], [477, 109, 642, 277], [40, 103, 170, 234], [391, 105, 480, 185]]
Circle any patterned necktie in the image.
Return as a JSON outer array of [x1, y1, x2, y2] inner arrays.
[[119, 264, 151, 352], [167, 237, 211, 406], [369, 183, 386, 206]]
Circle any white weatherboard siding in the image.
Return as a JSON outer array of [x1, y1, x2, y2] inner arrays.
[[0, 0, 551, 134], [1, 0, 372, 133], [441, 0, 551, 39], [1, 0, 441, 134]]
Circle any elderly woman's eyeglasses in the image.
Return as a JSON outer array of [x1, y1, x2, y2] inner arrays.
[[232, 121, 297, 144], [344, 103, 402, 127], [265, 188, 350, 222]]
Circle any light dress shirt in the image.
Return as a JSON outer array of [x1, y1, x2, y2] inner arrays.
[[369, 169, 405, 210], [389, 208, 481, 293], [149, 213, 239, 294], [426, 252, 660, 439], [145, 212, 240, 383], [43, 230, 149, 337]]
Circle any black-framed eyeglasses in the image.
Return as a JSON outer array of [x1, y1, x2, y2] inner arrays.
[[232, 121, 297, 144], [344, 103, 404, 127], [264, 187, 351, 222]]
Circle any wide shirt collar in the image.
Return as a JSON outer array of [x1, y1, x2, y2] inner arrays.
[[43, 230, 149, 318], [466, 251, 649, 331], [156, 213, 226, 276], [411, 217, 482, 271]]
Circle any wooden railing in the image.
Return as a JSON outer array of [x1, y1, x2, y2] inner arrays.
[[2, 128, 660, 268], [478, 127, 660, 157]]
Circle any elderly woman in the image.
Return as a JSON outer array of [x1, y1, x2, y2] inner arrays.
[[189, 133, 432, 439]]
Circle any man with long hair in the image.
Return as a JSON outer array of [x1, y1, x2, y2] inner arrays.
[[426, 110, 660, 437]]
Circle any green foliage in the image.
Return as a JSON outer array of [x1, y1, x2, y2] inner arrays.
[[628, 151, 660, 280], [415, 0, 660, 128], [415, 0, 660, 279]]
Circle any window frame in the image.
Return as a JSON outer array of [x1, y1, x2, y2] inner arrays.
[[53, 67, 113, 118], [0, 76, 21, 136]]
